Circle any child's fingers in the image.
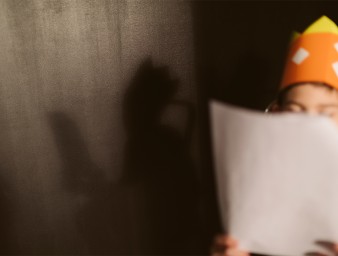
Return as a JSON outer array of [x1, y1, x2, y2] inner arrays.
[[334, 243, 338, 253], [211, 252, 224, 256], [213, 235, 239, 248], [211, 235, 243, 256], [225, 248, 250, 256], [315, 240, 338, 255], [225, 236, 239, 248], [213, 234, 237, 247], [211, 235, 226, 255], [304, 252, 328, 256]]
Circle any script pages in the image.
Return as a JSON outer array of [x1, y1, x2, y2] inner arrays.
[[210, 100, 338, 256]]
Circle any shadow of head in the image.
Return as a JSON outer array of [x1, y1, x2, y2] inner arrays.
[[123, 58, 178, 133]]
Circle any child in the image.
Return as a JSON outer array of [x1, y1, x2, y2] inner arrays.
[[211, 15, 338, 256]]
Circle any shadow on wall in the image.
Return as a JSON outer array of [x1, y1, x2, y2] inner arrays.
[[47, 58, 201, 254], [122, 58, 201, 254], [49, 113, 130, 254]]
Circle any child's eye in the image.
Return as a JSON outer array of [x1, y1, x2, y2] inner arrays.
[[284, 107, 302, 113]]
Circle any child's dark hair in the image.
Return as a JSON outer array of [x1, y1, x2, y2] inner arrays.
[[276, 82, 335, 107]]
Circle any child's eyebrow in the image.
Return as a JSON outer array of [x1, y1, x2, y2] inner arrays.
[[318, 104, 338, 108]]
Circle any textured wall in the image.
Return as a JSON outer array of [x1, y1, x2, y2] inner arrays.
[[0, 0, 201, 254]]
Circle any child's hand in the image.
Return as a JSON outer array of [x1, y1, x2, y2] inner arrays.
[[211, 234, 249, 256], [305, 241, 338, 256]]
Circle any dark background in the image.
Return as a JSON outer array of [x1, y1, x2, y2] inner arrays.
[[0, 0, 337, 254]]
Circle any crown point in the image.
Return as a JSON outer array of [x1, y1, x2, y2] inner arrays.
[[290, 31, 301, 43], [303, 15, 338, 35]]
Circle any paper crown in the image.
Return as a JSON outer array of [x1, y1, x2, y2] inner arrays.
[[280, 15, 338, 90]]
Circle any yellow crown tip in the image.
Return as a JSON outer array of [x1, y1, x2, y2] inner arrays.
[[303, 15, 338, 35], [290, 31, 300, 43]]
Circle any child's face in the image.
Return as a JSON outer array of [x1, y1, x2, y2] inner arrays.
[[280, 83, 338, 126]]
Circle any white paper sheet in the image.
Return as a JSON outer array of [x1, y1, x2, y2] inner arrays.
[[210, 100, 338, 256]]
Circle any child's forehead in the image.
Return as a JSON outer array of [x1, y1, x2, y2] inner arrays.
[[288, 83, 338, 101], [286, 82, 336, 94], [277, 82, 338, 106], [278, 82, 338, 105]]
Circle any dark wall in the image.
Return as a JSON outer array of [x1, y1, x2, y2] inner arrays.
[[3, 1, 338, 254], [0, 0, 203, 254], [192, 0, 338, 246]]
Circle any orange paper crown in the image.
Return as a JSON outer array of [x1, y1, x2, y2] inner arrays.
[[280, 16, 338, 90]]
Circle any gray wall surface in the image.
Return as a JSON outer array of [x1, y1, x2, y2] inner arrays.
[[0, 0, 201, 254]]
